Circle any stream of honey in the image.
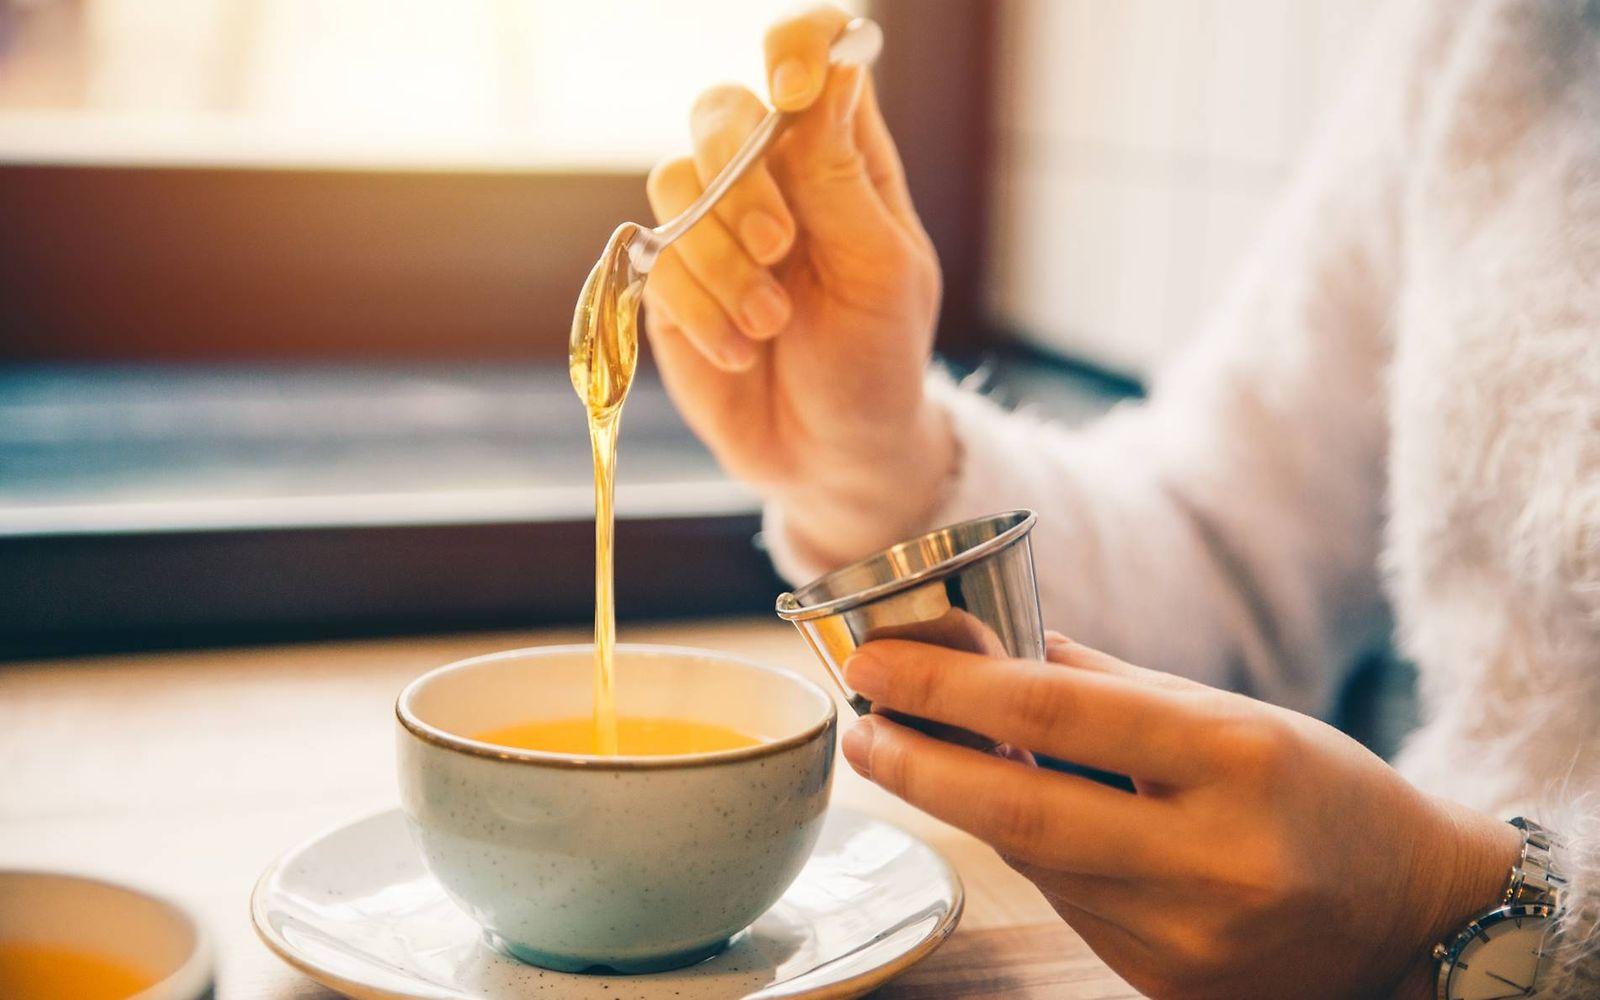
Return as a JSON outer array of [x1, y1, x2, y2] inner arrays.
[[568, 227, 644, 756]]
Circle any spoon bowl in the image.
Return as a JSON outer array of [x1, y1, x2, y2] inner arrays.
[[568, 223, 646, 420]]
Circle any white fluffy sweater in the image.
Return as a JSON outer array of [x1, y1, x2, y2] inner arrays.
[[768, 1, 1600, 993]]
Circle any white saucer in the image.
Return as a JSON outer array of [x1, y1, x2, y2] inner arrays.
[[252, 806, 963, 1000]]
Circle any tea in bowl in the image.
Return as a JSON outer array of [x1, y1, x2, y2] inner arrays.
[[0, 870, 212, 1000], [395, 644, 836, 974]]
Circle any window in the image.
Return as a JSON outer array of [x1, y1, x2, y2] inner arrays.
[[985, 0, 1381, 378], [0, 0, 863, 170], [0, 0, 993, 653]]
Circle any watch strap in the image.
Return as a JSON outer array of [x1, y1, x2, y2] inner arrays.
[[1505, 817, 1567, 909]]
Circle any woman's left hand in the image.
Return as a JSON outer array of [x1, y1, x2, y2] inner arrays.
[[841, 634, 1522, 1000]]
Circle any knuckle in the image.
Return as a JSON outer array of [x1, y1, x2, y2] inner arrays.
[[878, 654, 935, 714], [1213, 712, 1299, 780], [678, 242, 750, 302], [868, 732, 910, 795], [723, 171, 778, 215], [989, 788, 1049, 859], [692, 301, 738, 341], [690, 84, 758, 137], [659, 288, 728, 342], [645, 157, 696, 205], [802, 146, 869, 187], [694, 227, 744, 270], [1006, 667, 1070, 738], [690, 82, 743, 116], [653, 247, 688, 285]]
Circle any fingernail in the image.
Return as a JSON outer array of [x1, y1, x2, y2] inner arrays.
[[843, 649, 886, 698], [740, 283, 791, 338], [718, 335, 757, 371], [771, 58, 816, 108], [1044, 632, 1080, 663], [739, 212, 791, 263], [841, 717, 877, 777]]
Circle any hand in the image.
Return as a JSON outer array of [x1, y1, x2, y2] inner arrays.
[[643, 3, 953, 567], [840, 633, 1523, 1000]]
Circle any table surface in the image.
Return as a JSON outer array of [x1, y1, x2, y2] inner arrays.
[[0, 616, 1140, 999]]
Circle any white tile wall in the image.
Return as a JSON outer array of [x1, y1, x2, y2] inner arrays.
[[985, 0, 1382, 377]]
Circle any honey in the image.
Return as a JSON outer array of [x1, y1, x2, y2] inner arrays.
[[568, 226, 645, 756]]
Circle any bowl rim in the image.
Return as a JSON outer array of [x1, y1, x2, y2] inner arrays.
[[775, 508, 1037, 622], [395, 642, 837, 770], [0, 868, 214, 1000]]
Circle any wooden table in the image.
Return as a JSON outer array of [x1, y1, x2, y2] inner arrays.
[[0, 617, 1139, 998]]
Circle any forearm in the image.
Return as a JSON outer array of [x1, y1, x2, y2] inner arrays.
[[765, 364, 1384, 712]]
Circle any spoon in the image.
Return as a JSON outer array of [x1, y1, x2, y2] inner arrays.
[[569, 16, 883, 416]]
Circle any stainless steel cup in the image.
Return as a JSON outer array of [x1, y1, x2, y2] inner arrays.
[[775, 510, 1043, 749]]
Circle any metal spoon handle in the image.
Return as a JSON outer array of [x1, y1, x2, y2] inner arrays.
[[629, 17, 883, 273], [649, 109, 786, 255]]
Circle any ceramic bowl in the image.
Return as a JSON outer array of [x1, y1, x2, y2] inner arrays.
[[0, 870, 213, 1000], [395, 644, 836, 975]]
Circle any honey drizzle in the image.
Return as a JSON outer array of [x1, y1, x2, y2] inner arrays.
[[587, 410, 622, 755], [569, 226, 644, 756]]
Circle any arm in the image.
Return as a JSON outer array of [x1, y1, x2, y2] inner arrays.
[[767, 0, 1447, 716]]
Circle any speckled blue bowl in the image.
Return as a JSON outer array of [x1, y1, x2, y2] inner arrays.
[[395, 644, 837, 974]]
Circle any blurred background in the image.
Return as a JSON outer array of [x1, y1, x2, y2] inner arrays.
[[0, 0, 1380, 658]]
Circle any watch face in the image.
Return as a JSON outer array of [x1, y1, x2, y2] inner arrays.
[[1442, 905, 1554, 1000]]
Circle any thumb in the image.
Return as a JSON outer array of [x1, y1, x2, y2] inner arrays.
[[764, 4, 853, 112], [771, 64, 901, 256]]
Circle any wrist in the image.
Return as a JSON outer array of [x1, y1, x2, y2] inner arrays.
[[773, 400, 958, 570], [1392, 800, 1523, 1000]]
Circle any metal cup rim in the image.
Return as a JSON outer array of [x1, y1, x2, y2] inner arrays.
[[774, 509, 1038, 622]]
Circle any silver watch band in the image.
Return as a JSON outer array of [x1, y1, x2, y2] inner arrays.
[[1505, 817, 1567, 909]]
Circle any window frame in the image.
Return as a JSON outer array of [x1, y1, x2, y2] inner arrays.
[[0, 0, 997, 364]]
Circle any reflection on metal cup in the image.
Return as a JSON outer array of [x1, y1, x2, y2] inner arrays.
[[775, 510, 1044, 751]]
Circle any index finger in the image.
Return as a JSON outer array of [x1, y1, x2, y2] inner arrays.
[[847, 715, 1165, 874], [764, 4, 854, 111], [844, 640, 1219, 785], [690, 85, 796, 265]]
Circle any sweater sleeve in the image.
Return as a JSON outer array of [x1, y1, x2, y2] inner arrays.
[[766, 0, 1452, 717]]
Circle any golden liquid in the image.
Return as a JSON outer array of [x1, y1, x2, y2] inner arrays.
[[0, 943, 154, 1000], [569, 227, 644, 756], [477, 716, 762, 756]]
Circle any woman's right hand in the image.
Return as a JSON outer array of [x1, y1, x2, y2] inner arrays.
[[643, 3, 954, 568]]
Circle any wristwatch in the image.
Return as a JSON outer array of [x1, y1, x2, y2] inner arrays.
[[1434, 817, 1566, 999]]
